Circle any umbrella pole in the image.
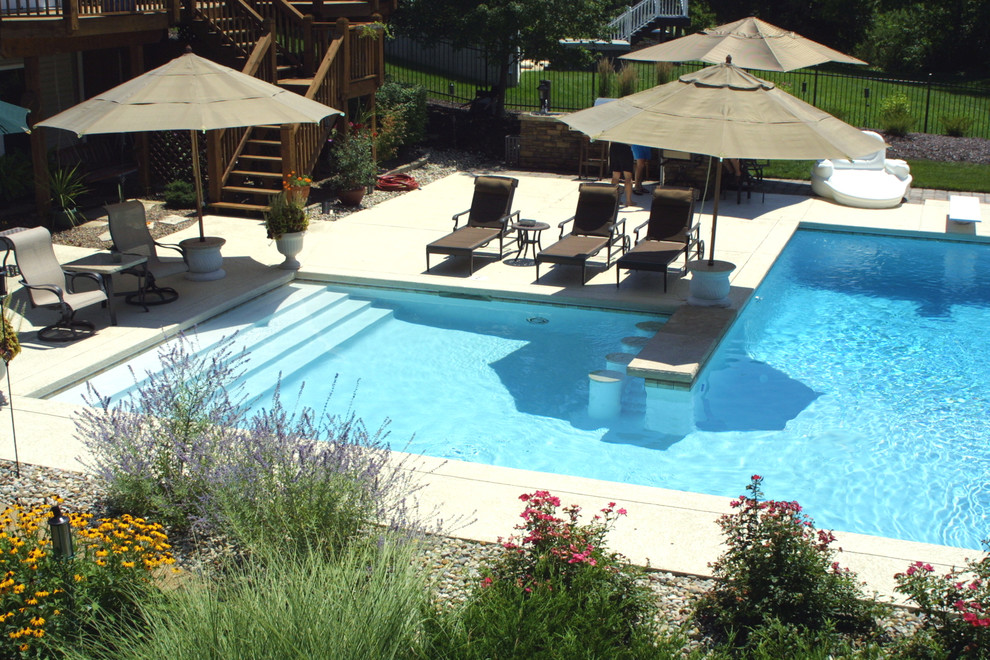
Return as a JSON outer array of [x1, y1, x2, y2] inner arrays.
[[709, 158, 723, 266], [190, 129, 206, 242]]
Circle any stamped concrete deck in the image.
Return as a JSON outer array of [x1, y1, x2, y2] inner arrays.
[[2, 171, 988, 601]]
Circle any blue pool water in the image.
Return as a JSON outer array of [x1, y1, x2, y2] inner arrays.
[[58, 229, 990, 549]]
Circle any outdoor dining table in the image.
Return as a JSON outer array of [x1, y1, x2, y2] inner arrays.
[[61, 252, 147, 324]]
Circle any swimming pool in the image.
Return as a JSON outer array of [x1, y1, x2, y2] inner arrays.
[[57, 228, 990, 549]]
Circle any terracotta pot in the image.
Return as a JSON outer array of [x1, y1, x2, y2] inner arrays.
[[337, 187, 366, 207], [287, 186, 310, 206], [275, 231, 305, 270]]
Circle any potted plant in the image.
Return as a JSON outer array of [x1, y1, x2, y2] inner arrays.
[[327, 129, 377, 206], [283, 171, 312, 207], [49, 164, 90, 231], [0, 295, 22, 383], [264, 191, 309, 270]]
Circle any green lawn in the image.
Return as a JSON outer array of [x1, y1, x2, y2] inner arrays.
[[386, 59, 990, 139]]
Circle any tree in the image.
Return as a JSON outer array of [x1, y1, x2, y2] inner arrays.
[[393, 0, 613, 114]]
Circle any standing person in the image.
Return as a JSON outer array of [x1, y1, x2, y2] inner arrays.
[[609, 141, 634, 206], [631, 144, 652, 194]]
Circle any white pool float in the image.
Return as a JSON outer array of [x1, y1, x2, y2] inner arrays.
[[810, 130, 912, 209]]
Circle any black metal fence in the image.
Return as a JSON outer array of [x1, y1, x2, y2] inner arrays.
[[385, 45, 990, 139]]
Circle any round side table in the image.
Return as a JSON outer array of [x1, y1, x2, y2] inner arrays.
[[506, 220, 550, 266]]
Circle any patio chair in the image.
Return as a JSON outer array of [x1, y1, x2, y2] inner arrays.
[[616, 186, 703, 291], [426, 175, 520, 274], [105, 200, 185, 307], [535, 183, 626, 285], [1, 226, 109, 342]]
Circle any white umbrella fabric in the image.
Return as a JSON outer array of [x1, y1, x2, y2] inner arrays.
[[622, 16, 866, 72], [37, 50, 343, 241], [561, 60, 881, 265]]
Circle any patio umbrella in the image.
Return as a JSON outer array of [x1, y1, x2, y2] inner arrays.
[[0, 100, 30, 135], [622, 16, 866, 72], [560, 59, 881, 265], [36, 49, 343, 242]]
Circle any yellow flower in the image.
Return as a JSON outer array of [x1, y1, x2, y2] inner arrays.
[[73, 574, 84, 582], [12, 584, 24, 594], [121, 561, 135, 569], [18, 643, 28, 651], [29, 617, 43, 627], [95, 550, 108, 558]]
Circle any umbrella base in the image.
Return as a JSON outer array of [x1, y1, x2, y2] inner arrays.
[[687, 260, 735, 307], [180, 236, 226, 281]]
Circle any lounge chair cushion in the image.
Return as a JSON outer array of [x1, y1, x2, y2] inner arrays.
[[427, 226, 501, 255], [467, 176, 518, 228], [645, 187, 694, 240], [573, 184, 622, 236], [617, 240, 688, 272], [538, 235, 610, 263]]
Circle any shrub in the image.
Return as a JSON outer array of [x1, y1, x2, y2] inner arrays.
[[162, 180, 196, 209], [326, 127, 378, 192], [696, 476, 886, 646], [77, 334, 419, 557], [372, 109, 407, 163], [895, 547, 990, 658], [0, 152, 33, 203], [879, 93, 914, 136], [0, 501, 172, 658], [417, 491, 682, 658], [939, 115, 974, 138], [597, 57, 615, 98], [375, 80, 428, 146], [617, 65, 638, 97]]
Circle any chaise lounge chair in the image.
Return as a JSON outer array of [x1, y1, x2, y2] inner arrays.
[[426, 175, 520, 274], [616, 186, 703, 291], [535, 183, 625, 284], [2, 226, 109, 342], [105, 200, 186, 307]]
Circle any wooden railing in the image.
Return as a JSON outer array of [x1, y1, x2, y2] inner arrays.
[[207, 30, 278, 201], [1, 0, 179, 32], [195, 0, 266, 59], [280, 23, 346, 178]]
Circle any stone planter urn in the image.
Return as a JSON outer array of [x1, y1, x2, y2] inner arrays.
[[179, 236, 226, 281], [337, 187, 366, 207], [275, 231, 305, 270], [687, 259, 735, 307]]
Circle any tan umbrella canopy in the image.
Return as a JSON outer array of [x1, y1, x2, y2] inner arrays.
[[561, 60, 880, 264], [622, 16, 866, 72], [37, 50, 343, 241]]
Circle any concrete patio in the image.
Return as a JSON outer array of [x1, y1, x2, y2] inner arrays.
[[2, 169, 988, 601]]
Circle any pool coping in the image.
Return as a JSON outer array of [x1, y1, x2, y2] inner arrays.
[[3, 175, 989, 604]]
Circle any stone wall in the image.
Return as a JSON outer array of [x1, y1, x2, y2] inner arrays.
[[517, 113, 584, 174]]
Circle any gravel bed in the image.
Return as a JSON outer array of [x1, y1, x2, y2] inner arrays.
[[0, 456, 926, 653]]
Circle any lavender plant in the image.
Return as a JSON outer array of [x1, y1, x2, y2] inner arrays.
[[77, 334, 423, 557]]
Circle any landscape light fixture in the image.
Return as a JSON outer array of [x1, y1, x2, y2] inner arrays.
[[537, 80, 551, 114], [48, 505, 74, 559]]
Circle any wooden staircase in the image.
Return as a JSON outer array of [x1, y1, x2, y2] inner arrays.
[[191, 0, 392, 215]]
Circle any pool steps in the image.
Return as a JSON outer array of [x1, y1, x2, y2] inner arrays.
[[58, 284, 395, 404]]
